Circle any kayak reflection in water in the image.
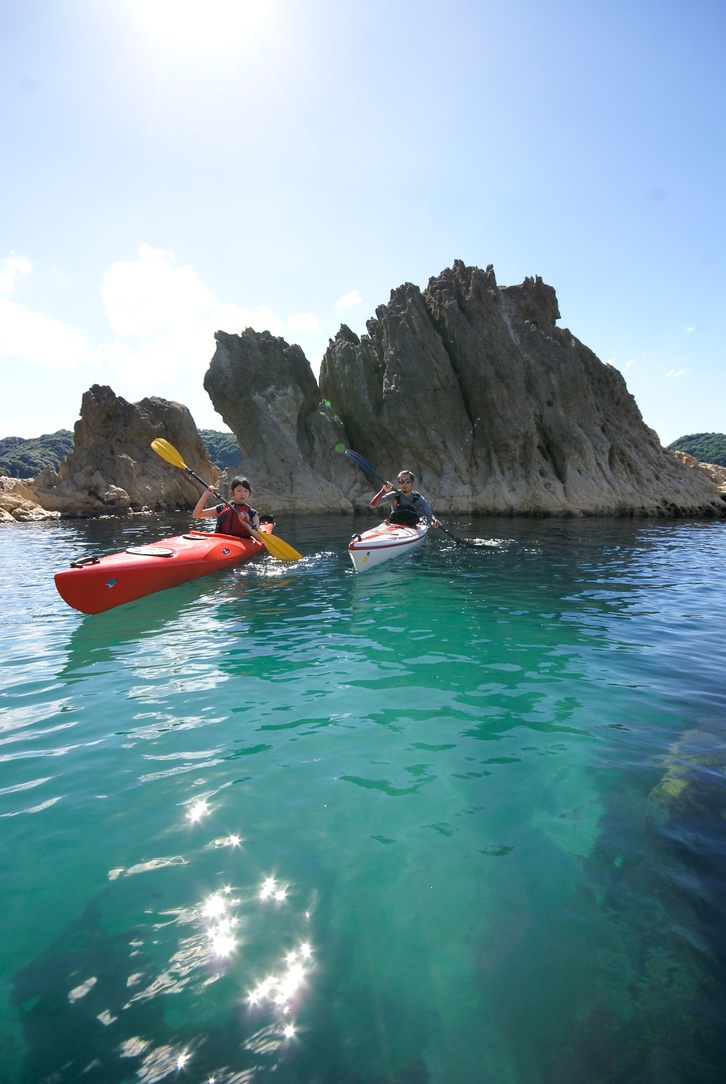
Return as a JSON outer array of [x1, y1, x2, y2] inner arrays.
[[193, 477, 261, 538], [370, 470, 441, 528]]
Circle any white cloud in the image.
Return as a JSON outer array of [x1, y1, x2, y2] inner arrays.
[[666, 368, 689, 378], [288, 312, 319, 331], [101, 244, 219, 336], [0, 253, 32, 293], [0, 297, 94, 366], [336, 289, 362, 310], [99, 244, 284, 383], [683, 326, 696, 333], [0, 243, 286, 398]]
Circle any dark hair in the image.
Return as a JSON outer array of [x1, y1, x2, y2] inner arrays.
[[229, 477, 252, 494], [397, 470, 415, 483]]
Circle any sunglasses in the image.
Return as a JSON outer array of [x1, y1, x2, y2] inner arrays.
[[397, 478, 413, 484]]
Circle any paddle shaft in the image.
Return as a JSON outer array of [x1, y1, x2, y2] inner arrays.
[[345, 448, 480, 548], [193, 472, 266, 543], [150, 437, 301, 560]]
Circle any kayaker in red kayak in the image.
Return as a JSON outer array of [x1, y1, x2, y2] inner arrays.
[[370, 470, 441, 528], [193, 477, 261, 538]]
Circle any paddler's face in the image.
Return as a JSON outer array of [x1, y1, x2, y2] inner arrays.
[[231, 484, 250, 502]]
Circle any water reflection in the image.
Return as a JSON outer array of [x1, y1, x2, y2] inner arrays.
[[3, 516, 726, 1081]]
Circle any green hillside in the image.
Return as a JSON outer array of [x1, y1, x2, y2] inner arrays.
[[667, 433, 726, 467], [0, 431, 74, 478], [0, 429, 241, 479], [198, 430, 244, 470]]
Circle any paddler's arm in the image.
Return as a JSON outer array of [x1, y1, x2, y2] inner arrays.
[[192, 485, 219, 519], [371, 482, 395, 508], [236, 508, 261, 531], [415, 493, 441, 528]]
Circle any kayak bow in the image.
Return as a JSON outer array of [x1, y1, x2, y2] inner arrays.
[[54, 527, 271, 614], [348, 520, 429, 572]]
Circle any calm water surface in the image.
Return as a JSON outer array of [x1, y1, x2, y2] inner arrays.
[[1, 513, 725, 1084]]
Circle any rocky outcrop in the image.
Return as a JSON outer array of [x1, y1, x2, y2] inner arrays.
[[22, 385, 218, 517], [203, 329, 353, 513], [673, 451, 726, 497], [320, 262, 724, 517], [8, 263, 725, 520], [0, 477, 60, 521]]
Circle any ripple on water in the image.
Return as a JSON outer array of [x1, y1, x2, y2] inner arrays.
[[1, 515, 725, 1081]]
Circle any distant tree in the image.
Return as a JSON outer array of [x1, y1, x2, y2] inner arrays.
[[667, 433, 726, 468], [199, 430, 244, 471], [0, 428, 243, 479], [0, 430, 74, 478]]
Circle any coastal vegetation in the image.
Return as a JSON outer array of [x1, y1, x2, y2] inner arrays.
[[0, 429, 240, 478], [0, 431, 74, 478], [668, 433, 726, 467], [198, 429, 244, 471]]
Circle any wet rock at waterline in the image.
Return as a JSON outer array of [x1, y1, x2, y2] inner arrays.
[[18, 385, 218, 517], [5, 262, 725, 519], [320, 262, 724, 516]]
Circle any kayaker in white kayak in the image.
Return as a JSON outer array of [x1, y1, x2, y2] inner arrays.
[[192, 477, 261, 538], [370, 470, 441, 528]]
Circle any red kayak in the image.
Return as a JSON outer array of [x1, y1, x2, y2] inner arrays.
[[54, 528, 270, 615]]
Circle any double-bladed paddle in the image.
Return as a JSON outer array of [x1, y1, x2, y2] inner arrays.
[[344, 447, 481, 549], [151, 438, 302, 561]]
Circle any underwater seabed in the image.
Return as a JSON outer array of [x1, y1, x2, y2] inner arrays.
[[2, 515, 726, 1082], [4, 730, 725, 1084]]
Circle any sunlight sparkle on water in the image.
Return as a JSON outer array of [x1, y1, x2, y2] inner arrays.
[[260, 875, 287, 901], [202, 892, 228, 919], [246, 943, 313, 1015], [186, 798, 209, 823]]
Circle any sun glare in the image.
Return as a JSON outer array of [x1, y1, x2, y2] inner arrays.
[[131, 0, 270, 50]]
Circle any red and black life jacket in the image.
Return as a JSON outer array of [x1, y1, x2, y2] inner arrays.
[[215, 502, 258, 538]]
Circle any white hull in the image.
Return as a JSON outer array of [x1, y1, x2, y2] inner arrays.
[[348, 521, 429, 572]]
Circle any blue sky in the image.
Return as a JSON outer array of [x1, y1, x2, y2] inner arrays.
[[1, 0, 723, 445]]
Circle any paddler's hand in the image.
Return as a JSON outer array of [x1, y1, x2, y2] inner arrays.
[[432, 518, 442, 528], [382, 481, 394, 493]]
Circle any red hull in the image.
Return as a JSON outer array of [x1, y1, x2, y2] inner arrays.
[[54, 530, 267, 614]]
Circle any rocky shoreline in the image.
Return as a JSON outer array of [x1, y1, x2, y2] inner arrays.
[[3, 262, 725, 523]]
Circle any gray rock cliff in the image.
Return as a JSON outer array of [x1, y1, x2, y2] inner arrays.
[[320, 262, 723, 516], [7, 262, 724, 521], [23, 384, 218, 516], [203, 329, 353, 514]]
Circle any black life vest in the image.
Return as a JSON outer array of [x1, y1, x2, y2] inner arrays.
[[215, 502, 258, 538], [388, 490, 423, 527]]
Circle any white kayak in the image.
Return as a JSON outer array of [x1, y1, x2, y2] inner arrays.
[[348, 520, 429, 572]]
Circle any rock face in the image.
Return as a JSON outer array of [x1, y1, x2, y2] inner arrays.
[[0, 477, 60, 522], [319, 262, 724, 517], [673, 451, 726, 498], [24, 385, 218, 516], [204, 330, 353, 513], [9, 263, 725, 521]]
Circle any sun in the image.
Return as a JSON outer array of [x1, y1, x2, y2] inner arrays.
[[130, 0, 271, 51]]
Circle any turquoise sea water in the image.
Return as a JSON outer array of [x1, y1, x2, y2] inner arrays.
[[1, 513, 725, 1084]]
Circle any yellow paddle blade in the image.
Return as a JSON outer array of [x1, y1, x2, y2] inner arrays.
[[151, 438, 188, 470], [152, 436, 301, 560], [256, 529, 302, 561]]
